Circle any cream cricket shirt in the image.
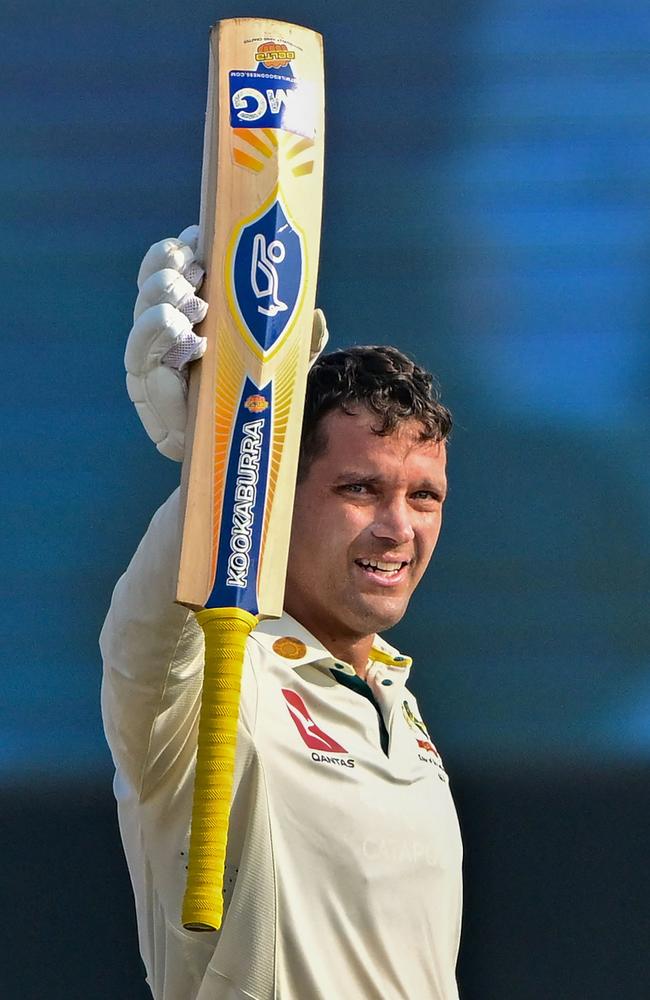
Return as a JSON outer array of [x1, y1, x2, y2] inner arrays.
[[101, 490, 463, 1000]]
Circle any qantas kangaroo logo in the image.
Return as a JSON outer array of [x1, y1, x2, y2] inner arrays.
[[281, 689, 348, 753]]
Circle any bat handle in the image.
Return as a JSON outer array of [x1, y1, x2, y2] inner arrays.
[[182, 606, 257, 931]]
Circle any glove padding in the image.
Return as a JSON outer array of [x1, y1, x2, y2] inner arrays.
[[125, 225, 329, 462]]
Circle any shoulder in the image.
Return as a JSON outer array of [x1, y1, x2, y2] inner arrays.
[[247, 613, 332, 668]]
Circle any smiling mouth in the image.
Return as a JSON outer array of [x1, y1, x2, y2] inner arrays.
[[355, 558, 410, 577]]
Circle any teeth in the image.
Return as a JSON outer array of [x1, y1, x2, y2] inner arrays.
[[358, 559, 404, 572]]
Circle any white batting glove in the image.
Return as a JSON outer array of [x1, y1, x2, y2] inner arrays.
[[125, 226, 329, 462], [125, 226, 208, 461]]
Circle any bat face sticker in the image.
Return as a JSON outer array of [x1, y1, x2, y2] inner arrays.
[[208, 380, 273, 611], [251, 232, 288, 317], [228, 193, 305, 359]]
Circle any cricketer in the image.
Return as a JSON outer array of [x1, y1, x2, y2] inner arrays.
[[100, 226, 462, 999]]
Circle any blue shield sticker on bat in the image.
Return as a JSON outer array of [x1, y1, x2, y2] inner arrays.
[[232, 199, 303, 355]]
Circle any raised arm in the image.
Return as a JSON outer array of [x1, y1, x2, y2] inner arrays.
[[100, 487, 203, 796]]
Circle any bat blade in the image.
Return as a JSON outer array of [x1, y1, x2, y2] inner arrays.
[[175, 17, 325, 931], [176, 18, 325, 617]]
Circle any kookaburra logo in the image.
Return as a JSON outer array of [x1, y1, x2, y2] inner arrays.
[[251, 233, 288, 317], [231, 198, 303, 355], [225, 419, 264, 588]]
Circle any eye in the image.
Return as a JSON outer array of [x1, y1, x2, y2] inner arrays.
[[411, 490, 443, 503], [337, 482, 374, 497]]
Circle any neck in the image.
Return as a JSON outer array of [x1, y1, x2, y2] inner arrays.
[[284, 607, 375, 678], [318, 631, 375, 679]]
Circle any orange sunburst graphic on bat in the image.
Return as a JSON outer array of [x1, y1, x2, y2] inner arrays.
[[232, 128, 315, 178]]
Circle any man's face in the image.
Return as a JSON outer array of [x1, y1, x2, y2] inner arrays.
[[285, 407, 447, 648]]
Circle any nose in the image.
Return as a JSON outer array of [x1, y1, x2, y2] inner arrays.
[[371, 498, 415, 546]]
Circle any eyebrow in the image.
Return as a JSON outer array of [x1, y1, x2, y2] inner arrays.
[[333, 472, 380, 487], [333, 472, 448, 501]]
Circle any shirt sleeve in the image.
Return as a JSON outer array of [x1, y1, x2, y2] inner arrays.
[[100, 487, 256, 798]]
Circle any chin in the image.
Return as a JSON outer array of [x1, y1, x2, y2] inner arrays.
[[350, 599, 409, 635]]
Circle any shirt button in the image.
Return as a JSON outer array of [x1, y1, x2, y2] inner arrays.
[[381, 678, 393, 686]]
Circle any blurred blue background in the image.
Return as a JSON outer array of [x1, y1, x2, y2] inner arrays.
[[2, 1, 649, 997]]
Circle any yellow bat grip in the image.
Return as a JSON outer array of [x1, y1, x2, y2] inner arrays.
[[182, 606, 257, 931]]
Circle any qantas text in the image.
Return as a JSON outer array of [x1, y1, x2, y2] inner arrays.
[[311, 752, 355, 768]]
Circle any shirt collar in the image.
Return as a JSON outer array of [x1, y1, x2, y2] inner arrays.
[[250, 613, 413, 678]]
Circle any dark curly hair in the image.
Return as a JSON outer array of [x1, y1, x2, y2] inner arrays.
[[298, 345, 452, 478]]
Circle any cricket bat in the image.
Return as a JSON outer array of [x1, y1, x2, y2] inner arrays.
[[175, 18, 325, 931]]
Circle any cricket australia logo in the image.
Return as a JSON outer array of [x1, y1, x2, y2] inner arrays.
[[402, 700, 448, 781], [228, 194, 304, 358]]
